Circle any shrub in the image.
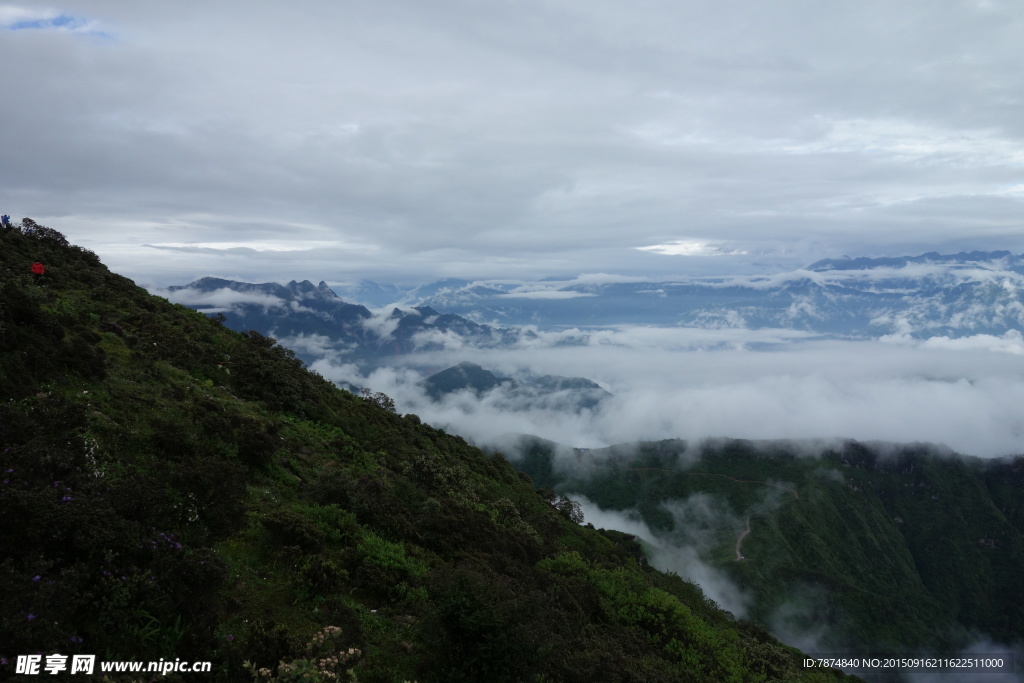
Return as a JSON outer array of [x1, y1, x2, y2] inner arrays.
[[262, 509, 326, 552]]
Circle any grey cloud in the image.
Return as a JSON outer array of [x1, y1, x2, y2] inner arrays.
[[144, 245, 297, 256], [3, 1, 1024, 285]]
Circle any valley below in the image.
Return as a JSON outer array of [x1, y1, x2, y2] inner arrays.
[[157, 250, 1024, 679], [504, 435, 1024, 674]]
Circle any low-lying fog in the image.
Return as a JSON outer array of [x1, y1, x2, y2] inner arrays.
[[301, 325, 1024, 458]]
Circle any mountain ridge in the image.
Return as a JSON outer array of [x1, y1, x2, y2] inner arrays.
[[806, 250, 1022, 272], [163, 249, 1024, 360], [1, 219, 854, 681], [389, 250, 1024, 336], [162, 276, 524, 366]]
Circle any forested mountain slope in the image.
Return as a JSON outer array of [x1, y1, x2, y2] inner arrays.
[[0, 221, 854, 681], [512, 436, 1024, 660]]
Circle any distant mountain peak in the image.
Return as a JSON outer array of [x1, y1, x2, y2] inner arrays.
[[806, 250, 1020, 272], [423, 362, 507, 399], [422, 362, 610, 411], [170, 277, 344, 304], [164, 277, 518, 366]]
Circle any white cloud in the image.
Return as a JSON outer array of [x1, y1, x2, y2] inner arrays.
[[636, 241, 749, 257], [355, 307, 405, 341], [499, 288, 597, 300], [409, 327, 468, 351], [308, 324, 1024, 458], [159, 286, 285, 310], [0, 5, 58, 25], [568, 273, 662, 284], [273, 332, 353, 360], [916, 330, 1024, 355], [783, 117, 1024, 169]]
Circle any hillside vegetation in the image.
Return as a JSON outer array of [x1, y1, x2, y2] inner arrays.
[[513, 437, 1024, 657], [0, 221, 854, 681]]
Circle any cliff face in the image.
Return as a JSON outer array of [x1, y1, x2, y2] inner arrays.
[[0, 221, 854, 681]]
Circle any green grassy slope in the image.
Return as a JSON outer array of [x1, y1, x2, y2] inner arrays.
[[514, 437, 1024, 656], [0, 221, 855, 682]]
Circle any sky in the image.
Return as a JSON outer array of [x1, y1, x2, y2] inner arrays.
[[3, 1, 1024, 287]]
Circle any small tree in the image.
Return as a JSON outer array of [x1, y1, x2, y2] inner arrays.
[[555, 495, 584, 524], [360, 388, 396, 413]]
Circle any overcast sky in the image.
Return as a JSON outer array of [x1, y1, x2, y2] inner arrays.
[[3, 1, 1024, 286]]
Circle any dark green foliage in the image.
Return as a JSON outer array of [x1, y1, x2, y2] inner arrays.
[[262, 509, 327, 552], [298, 555, 349, 593], [237, 422, 280, 469], [0, 223, 852, 681], [518, 436, 1024, 658], [230, 330, 309, 413], [424, 565, 543, 681]]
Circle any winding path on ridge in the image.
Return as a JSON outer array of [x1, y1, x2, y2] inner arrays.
[[575, 451, 797, 564], [735, 517, 751, 561]]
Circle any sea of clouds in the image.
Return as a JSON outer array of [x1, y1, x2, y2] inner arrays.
[[300, 323, 1024, 459]]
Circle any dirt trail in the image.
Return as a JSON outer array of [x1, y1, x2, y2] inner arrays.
[[735, 517, 751, 561]]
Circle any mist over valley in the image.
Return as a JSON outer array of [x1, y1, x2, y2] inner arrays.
[[161, 251, 1024, 459]]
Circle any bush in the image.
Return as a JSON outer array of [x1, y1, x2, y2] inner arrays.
[[262, 509, 326, 552]]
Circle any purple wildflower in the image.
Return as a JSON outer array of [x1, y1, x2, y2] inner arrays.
[[32, 575, 40, 581], [27, 613, 36, 621]]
